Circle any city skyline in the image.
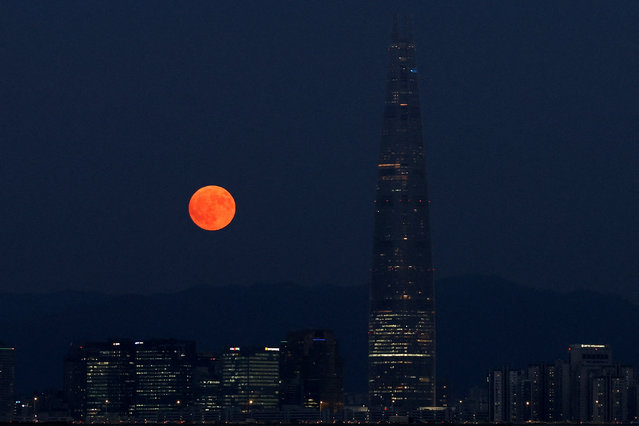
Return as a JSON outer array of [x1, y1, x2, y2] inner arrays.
[[2, 1, 639, 423], [6, 331, 639, 423]]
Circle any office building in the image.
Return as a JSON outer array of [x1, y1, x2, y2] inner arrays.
[[63, 340, 135, 422], [193, 352, 222, 422], [369, 15, 436, 413], [133, 339, 196, 423], [64, 338, 196, 423], [280, 330, 344, 414], [221, 346, 280, 411]]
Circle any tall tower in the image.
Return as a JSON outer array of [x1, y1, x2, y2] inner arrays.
[[369, 16, 436, 413]]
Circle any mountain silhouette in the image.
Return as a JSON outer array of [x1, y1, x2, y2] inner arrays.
[[1, 275, 637, 398]]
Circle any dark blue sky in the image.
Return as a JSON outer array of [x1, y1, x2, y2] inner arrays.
[[2, 1, 638, 300]]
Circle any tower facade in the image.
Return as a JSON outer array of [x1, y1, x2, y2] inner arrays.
[[369, 17, 436, 413]]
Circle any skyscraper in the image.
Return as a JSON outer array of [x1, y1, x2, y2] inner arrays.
[[369, 16, 436, 413], [64, 339, 196, 423], [221, 346, 280, 411], [193, 352, 222, 422], [280, 330, 344, 414], [0, 345, 15, 422], [133, 339, 196, 423], [63, 340, 135, 422], [85, 341, 135, 422]]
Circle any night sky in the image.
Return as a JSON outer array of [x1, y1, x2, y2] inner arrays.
[[2, 1, 639, 301]]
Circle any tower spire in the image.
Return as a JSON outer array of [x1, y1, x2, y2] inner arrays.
[[390, 13, 414, 43], [391, 14, 399, 42]]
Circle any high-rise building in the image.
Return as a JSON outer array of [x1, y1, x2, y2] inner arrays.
[[539, 361, 565, 421], [369, 16, 436, 414], [133, 339, 196, 423], [591, 364, 635, 423], [568, 343, 612, 421], [566, 343, 639, 422], [64, 343, 87, 421], [489, 362, 565, 423], [455, 386, 489, 423], [85, 340, 135, 422], [0, 344, 15, 422], [488, 367, 523, 423], [488, 345, 638, 423], [193, 352, 222, 422], [64, 338, 196, 423], [221, 346, 280, 411], [280, 330, 344, 414], [63, 340, 135, 422], [488, 368, 507, 423]]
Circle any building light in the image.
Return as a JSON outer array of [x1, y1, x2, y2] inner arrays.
[[264, 347, 279, 351], [369, 353, 430, 357]]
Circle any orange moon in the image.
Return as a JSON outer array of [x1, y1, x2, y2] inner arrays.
[[188, 186, 236, 231]]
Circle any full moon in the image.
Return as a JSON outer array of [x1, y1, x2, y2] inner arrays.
[[188, 185, 236, 231]]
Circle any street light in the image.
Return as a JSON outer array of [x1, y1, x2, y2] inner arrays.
[[33, 396, 38, 422]]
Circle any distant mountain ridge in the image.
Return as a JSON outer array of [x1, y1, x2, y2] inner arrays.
[[1, 275, 638, 397]]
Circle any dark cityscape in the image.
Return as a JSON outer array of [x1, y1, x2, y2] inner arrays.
[[2, 1, 639, 424]]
